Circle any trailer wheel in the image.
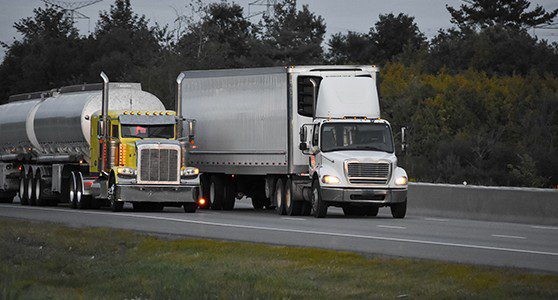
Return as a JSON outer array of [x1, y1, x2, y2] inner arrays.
[[222, 177, 236, 211], [311, 179, 327, 218], [27, 172, 37, 206], [69, 172, 78, 209], [285, 178, 303, 216], [209, 175, 225, 210], [35, 172, 48, 206], [19, 175, 28, 205], [183, 203, 198, 213], [390, 200, 407, 219], [275, 178, 286, 215]]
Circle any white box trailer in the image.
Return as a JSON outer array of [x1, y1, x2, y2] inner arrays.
[[179, 66, 408, 218]]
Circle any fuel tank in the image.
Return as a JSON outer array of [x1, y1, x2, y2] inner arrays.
[[0, 83, 165, 162]]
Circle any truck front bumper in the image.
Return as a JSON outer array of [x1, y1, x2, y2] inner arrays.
[[116, 184, 199, 203], [321, 187, 407, 206]]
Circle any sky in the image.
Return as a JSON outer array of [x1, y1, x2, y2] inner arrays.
[[0, 0, 557, 60]]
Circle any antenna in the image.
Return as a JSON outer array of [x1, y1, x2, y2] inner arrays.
[[248, 0, 277, 19], [40, 0, 103, 33]]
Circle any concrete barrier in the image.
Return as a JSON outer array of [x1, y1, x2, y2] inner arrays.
[[408, 182, 558, 225]]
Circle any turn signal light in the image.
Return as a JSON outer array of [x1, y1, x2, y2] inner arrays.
[[198, 198, 206, 206]]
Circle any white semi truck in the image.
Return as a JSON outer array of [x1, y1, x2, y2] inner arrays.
[[178, 66, 408, 218]]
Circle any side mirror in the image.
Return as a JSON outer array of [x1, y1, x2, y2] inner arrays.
[[401, 127, 407, 155], [299, 126, 307, 142]]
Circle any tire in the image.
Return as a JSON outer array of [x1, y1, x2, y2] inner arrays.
[[311, 179, 327, 218], [108, 179, 123, 212], [35, 173, 48, 206], [69, 172, 78, 209], [19, 176, 29, 205], [222, 177, 235, 211], [27, 173, 36, 206], [76, 172, 90, 209], [285, 178, 303, 216], [390, 200, 407, 219], [184, 203, 197, 213], [209, 175, 225, 210], [365, 206, 379, 216], [342, 205, 367, 216], [199, 174, 211, 209], [275, 178, 286, 215]]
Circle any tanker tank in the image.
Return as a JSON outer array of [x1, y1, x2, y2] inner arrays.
[[0, 83, 165, 162]]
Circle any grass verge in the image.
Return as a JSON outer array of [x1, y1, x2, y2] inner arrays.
[[0, 218, 557, 299]]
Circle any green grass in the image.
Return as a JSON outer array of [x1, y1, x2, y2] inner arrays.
[[0, 218, 556, 299]]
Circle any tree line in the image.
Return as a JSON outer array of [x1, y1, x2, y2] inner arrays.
[[0, 0, 556, 188]]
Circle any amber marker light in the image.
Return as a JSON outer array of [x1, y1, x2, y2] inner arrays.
[[198, 198, 206, 206]]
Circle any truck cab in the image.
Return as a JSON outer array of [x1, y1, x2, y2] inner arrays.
[[87, 109, 199, 212], [297, 68, 408, 218]]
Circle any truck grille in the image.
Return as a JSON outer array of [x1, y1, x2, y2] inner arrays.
[[347, 162, 391, 184], [138, 147, 180, 184]]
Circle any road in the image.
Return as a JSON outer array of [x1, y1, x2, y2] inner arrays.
[[1, 199, 557, 273]]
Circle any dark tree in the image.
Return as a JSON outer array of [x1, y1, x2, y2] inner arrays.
[[89, 0, 160, 81], [446, 0, 558, 28], [0, 5, 85, 103], [326, 32, 375, 64], [370, 13, 426, 63], [177, 2, 257, 69], [259, 0, 326, 65]]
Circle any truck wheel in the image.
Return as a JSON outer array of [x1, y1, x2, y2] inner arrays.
[[311, 179, 327, 218], [342, 206, 366, 216], [76, 172, 90, 209], [365, 206, 379, 216], [184, 203, 198, 213], [69, 172, 78, 209], [390, 200, 407, 219], [285, 178, 302, 216], [275, 178, 286, 215], [108, 181, 123, 212], [222, 177, 235, 211], [199, 174, 211, 209], [27, 173, 36, 206], [19, 176, 29, 205], [35, 172, 48, 206], [210, 175, 225, 210]]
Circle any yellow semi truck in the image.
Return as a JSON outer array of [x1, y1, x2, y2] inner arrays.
[[0, 73, 200, 212]]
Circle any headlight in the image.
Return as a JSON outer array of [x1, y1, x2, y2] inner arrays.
[[322, 175, 340, 184], [395, 176, 408, 185], [181, 167, 199, 177], [117, 167, 136, 176]]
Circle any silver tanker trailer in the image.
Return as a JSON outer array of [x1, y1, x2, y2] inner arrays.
[[0, 73, 201, 212]]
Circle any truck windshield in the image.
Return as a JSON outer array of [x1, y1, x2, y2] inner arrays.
[[320, 122, 394, 153], [121, 125, 174, 139]]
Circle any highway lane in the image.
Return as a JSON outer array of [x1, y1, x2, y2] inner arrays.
[[1, 200, 557, 273]]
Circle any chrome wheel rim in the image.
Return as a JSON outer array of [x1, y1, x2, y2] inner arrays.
[[285, 183, 291, 209], [27, 177, 33, 201], [210, 182, 215, 204], [35, 178, 41, 201], [19, 178, 24, 199], [276, 184, 282, 210]]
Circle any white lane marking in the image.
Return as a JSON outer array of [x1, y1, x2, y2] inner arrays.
[[377, 225, 406, 229], [424, 217, 449, 222], [2, 205, 557, 257], [281, 217, 306, 221], [492, 234, 526, 240], [531, 225, 558, 230]]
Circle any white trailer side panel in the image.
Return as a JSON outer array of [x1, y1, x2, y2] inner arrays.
[[181, 68, 289, 175]]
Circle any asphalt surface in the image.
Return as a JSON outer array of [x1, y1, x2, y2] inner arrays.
[[1, 199, 557, 273]]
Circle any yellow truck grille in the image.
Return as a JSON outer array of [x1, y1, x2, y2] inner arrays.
[[138, 147, 179, 184]]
